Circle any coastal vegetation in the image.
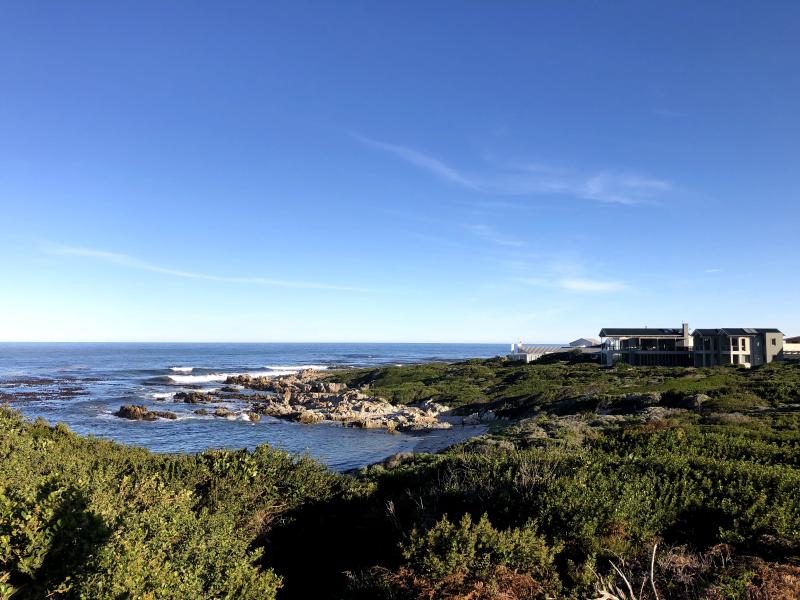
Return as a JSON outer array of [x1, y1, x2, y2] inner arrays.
[[2, 358, 800, 598]]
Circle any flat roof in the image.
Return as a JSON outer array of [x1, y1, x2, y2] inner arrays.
[[511, 344, 567, 354], [599, 328, 684, 337], [693, 328, 782, 336]]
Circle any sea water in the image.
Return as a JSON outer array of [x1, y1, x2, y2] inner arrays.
[[0, 343, 505, 471]]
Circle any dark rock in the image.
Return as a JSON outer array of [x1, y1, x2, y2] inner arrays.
[[116, 405, 156, 421], [115, 405, 177, 421], [680, 393, 711, 410], [174, 391, 215, 404], [152, 410, 178, 420], [596, 392, 663, 413], [382, 452, 414, 469]]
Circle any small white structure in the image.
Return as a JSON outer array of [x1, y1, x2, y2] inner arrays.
[[783, 343, 800, 360], [569, 338, 600, 348], [508, 342, 568, 363]]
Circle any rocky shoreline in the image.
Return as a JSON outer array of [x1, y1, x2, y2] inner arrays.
[[115, 368, 498, 431]]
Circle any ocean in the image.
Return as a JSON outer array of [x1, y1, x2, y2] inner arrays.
[[0, 342, 506, 471]]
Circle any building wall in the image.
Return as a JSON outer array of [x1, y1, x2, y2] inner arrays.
[[783, 343, 800, 360], [693, 332, 783, 368], [764, 332, 784, 363]]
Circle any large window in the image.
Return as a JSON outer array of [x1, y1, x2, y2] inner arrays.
[[732, 338, 739, 351], [744, 354, 751, 363], [742, 338, 747, 350], [733, 355, 740, 365]]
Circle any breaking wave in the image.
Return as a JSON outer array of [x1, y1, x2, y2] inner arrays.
[[263, 364, 329, 371], [162, 364, 328, 385]]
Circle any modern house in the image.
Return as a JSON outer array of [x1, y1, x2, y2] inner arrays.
[[692, 328, 783, 367], [598, 324, 693, 367], [513, 325, 792, 368]]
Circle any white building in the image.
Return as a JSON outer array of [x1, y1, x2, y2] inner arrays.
[[569, 338, 600, 348], [508, 342, 568, 363]]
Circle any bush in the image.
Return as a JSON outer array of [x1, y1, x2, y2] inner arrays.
[[401, 513, 561, 597]]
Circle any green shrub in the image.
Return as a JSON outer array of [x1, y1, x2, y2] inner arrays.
[[403, 512, 560, 593]]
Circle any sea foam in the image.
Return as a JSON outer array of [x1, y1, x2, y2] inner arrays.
[[165, 365, 326, 385], [263, 364, 329, 371]]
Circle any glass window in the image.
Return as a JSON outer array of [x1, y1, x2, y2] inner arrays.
[[772, 338, 777, 346], [733, 355, 740, 365], [742, 338, 747, 350], [744, 354, 751, 363]]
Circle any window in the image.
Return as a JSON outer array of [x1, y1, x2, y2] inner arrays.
[[742, 338, 747, 351], [733, 355, 740, 365], [744, 354, 751, 363], [732, 338, 739, 351], [772, 338, 777, 346]]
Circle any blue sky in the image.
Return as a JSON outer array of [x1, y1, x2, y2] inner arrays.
[[1, 1, 798, 342]]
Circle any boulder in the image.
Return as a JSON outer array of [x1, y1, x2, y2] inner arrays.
[[115, 405, 177, 421], [153, 410, 178, 420], [116, 405, 156, 421], [680, 393, 711, 410], [296, 410, 324, 424], [382, 452, 414, 469], [174, 391, 215, 404]]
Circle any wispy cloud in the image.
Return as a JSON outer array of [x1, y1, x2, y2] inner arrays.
[[44, 243, 376, 292], [353, 134, 672, 205], [704, 268, 722, 273], [516, 276, 629, 294], [555, 278, 628, 293], [463, 224, 525, 248], [350, 133, 480, 190]]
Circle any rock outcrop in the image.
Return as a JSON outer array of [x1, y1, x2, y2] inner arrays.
[[115, 405, 177, 421], [116, 369, 456, 431], [228, 371, 452, 431], [174, 391, 215, 404]]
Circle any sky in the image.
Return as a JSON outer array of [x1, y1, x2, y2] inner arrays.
[[1, 1, 798, 343]]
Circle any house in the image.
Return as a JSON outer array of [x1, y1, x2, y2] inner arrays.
[[569, 338, 600, 348], [692, 328, 783, 368], [786, 336, 800, 344], [598, 324, 693, 367], [508, 342, 568, 363]]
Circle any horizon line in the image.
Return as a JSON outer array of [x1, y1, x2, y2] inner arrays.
[[0, 340, 551, 345]]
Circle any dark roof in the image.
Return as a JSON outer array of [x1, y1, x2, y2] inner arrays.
[[787, 336, 800, 344], [693, 328, 783, 336], [599, 328, 685, 337]]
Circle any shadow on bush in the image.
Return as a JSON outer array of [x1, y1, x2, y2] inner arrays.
[[260, 494, 401, 600]]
